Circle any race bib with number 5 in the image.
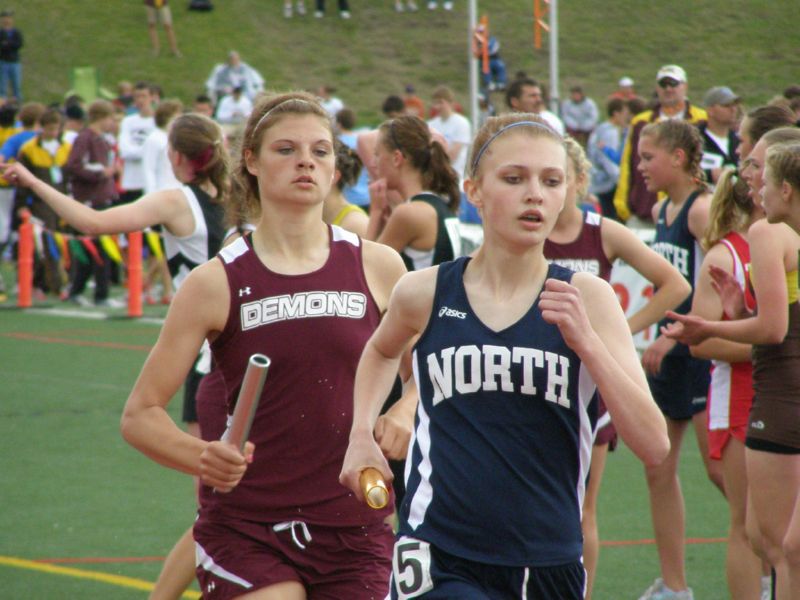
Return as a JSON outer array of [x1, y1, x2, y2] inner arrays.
[[393, 536, 434, 599]]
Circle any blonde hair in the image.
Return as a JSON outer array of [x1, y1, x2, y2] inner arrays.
[[640, 120, 706, 186], [702, 169, 753, 249], [468, 113, 563, 179], [563, 136, 592, 199], [766, 141, 800, 193], [232, 91, 332, 224]]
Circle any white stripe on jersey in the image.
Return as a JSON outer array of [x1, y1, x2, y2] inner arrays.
[[331, 224, 360, 247], [576, 362, 597, 519], [219, 236, 248, 264], [195, 542, 253, 589], [407, 352, 435, 530]]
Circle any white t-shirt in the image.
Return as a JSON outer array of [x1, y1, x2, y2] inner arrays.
[[321, 96, 344, 118], [428, 112, 472, 182], [142, 128, 181, 195], [118, 113, 156, 192], [215, 94, 254, 125]]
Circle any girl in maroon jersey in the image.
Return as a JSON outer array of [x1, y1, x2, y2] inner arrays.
[[122, 91, 412, 600], [544, 137, 690, 600]]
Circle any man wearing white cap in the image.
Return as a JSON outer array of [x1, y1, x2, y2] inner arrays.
[[611, 76, 638, 101], [613, 65, 707, 224], [699, 86, 740, 185]]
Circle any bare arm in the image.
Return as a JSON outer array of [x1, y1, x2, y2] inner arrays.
[[120, 260, 251, 491], [2, 161, 184, 235], [539, 273, 669, 466], [339, 268, 435, 501], [686, 244, 752, 362], [602, 218, 691, 334], [663, 221, 791, 346]]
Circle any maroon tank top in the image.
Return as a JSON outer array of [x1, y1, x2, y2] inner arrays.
[[544, 210, 613, 281], [200, 225, 390, 527]]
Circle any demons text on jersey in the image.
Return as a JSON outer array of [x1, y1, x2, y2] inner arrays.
[[241, 291, 367, 330], [425, 345, 572, 408]]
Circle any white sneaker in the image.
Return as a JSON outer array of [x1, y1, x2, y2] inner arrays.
[[95, 297, 126, 309], [407, 1, 418, 10], [443, 0, 453, 9], [314, 10, 323, 17], [638, 578, 694, 600], [283, 3, 292, 17], [340, 10, 350, 18], [427, 1, 437, 9], [296, 1, 306, 15], [761, 575, 772, 600], [395, 1, 404, 11]]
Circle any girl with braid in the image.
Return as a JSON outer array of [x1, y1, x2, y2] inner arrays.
[[636, 120, 720, 600]]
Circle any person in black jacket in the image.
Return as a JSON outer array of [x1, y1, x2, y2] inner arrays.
[[0, 10, 22, 101]]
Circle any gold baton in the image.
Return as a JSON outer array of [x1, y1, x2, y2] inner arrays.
[[359, 467, 389, 509]]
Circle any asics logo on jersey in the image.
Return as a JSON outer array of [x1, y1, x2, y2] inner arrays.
[[239, 287, 252, 297], [426, 345, 573, 408], [750, 420, 765, 430], [438, 306, 467, 319], [241, 291, 367, 330]]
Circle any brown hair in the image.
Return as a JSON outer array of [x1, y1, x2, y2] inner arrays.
[[233, 91, 332, 223], [563, 136, 592, 199], [431, 85, 455, 103], [168, 113, 229, 205], [155, 100, 184, 129], [743, 105, 796, 146], [468, 113, 564, 179], [640, 120, 706, 185], [18, 102, 46, 128], [702, 169, 753, 249], [334, 138, 362, 191], [87, 99, 114, 124], [39, 107, 63, 128], [378, 115, 460, 210]]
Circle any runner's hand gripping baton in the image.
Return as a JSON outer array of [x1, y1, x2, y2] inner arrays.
[[359, 467, 389, 509], [222, 353, 271, 452]]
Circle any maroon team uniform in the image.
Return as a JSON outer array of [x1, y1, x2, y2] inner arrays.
[[544, 210, 617, 447], [194, 225, 394, 600]]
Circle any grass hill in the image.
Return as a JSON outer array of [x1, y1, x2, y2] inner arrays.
[[14, 0, 800, 125]]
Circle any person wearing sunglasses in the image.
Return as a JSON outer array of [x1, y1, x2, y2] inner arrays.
[[613, 65, 708, 226]]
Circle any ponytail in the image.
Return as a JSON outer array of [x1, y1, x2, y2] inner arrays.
[[702, 168, 751, 250]]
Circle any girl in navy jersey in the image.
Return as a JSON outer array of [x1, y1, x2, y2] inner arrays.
[[544, 137, 690, 600], [341, 113, 669, 599], [665, 128, 800, 600], [365, 114, 462, 271], [121, 91, 412, 600], [633, 119, 720, 600]]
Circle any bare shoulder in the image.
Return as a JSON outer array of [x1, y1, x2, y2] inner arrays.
[[703, 241, 734, 271], [390, 267, 439, 327], [572, 270, 615, 299], [362, 239, 408, 312], [171, 258, 230, 333]]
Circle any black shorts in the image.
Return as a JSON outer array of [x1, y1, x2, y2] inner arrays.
[[389, 536, 585, 599], [182, 367, 204, 423], [648, 354, 710, 420]]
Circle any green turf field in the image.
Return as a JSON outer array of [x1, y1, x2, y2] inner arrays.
[[0, 308, 730, 598]]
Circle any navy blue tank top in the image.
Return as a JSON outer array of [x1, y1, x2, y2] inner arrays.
[[400, 257, 598, 567], [652, 189, 704, 355]]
